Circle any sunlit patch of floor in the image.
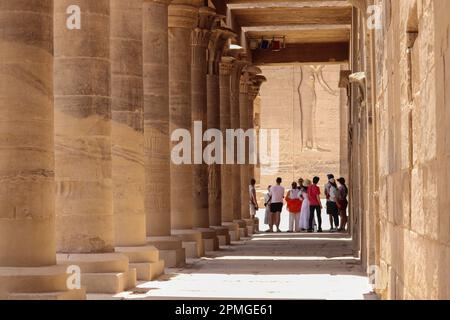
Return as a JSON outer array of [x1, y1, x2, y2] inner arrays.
[[88, 207, 377, 300], [88, 229, 377, 300]]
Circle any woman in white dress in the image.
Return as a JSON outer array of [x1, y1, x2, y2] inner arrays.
[[299, 179, 311, 231], [263, 185, 272, 229]]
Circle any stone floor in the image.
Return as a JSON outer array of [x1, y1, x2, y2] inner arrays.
[[89, 208, 377, 300]]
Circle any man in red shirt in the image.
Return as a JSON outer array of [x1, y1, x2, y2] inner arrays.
[[307, 176, 323, 232]]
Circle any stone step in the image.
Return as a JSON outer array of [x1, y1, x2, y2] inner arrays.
[[222, 222, 241, 241], [159, 248, 186, 268], [211, 226, 231, 245], [81, 269, 136, 294], [57, 253, 130, 273], [0, 265, 70, 298], [115, 245, 160, 263], [172, 229, 205, 257], [130, 260, 164, 281], [8, 289, 86, 300], [182, 241, 199, 259]]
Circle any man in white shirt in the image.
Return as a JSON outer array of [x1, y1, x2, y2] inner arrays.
[[268, 177, 285, 233]]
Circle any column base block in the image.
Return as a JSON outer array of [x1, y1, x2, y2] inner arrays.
[[210, 226, 231, 245], [253, 217, 260, 233], [56, 253, 135, 294], [217, 235, 227, 246], [234, 219, 249, 238], [129, 261, 164, 281], [243, 218, 255, 235], [115, 245, 165, 281], [171, 229, 204, 258], [181, 241, 198, 258], [222, 222, 241, 241], [81, 270, 135, 294], [159, 249, 186, 268], [146, 236, 186, 268], [194, 227, 219, 251], [0, 265, 86, 300]]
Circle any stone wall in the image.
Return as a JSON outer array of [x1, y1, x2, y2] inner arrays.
[[257, 64, 348, 190], [352, 0, 449, 299]]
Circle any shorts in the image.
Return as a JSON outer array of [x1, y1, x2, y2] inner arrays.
[[249, 203, 257, 216], [270, 202, 283, 213], [338, 199, 348, 212], [326, 201, 338, 215]]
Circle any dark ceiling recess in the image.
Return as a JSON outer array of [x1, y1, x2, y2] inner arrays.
[[252, 42, 349, 65], [211, 0, 227, 16]]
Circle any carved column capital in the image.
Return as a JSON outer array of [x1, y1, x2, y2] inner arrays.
[[168, 4, 198, 29], [208, 28, 236, 75], [248, 75, 267, 101], [349, 71, 367, 107], [219, 56, 235, 76], [198, 6, 217, 30], [240, 74, 251, 94], [192, 28, 211, 47]]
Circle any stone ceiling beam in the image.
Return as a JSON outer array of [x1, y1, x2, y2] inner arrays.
[[251, 42, 349, 64], [242, 24, 351, 32], [227, 1, 352, 10]]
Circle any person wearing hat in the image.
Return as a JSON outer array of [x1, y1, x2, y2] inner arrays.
[[324, 174, 339, 231], [336, 177, 349, 232], [297, 178, 304, 191]]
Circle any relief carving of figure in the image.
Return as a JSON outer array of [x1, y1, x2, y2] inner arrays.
[[298, 65, 339, 151]]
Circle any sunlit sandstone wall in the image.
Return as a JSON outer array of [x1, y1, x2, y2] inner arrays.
[[257, 64, 348, 190], [374, 0, 449, 300], [354, 0, 449, 300]]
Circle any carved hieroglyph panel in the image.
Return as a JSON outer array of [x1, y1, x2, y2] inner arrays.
[[258, 64, 348, 188]]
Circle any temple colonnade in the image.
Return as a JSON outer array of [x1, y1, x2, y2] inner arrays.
[[0, 0, 265, 299]]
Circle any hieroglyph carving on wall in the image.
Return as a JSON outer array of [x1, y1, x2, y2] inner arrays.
[[298, 65, 339, 151]]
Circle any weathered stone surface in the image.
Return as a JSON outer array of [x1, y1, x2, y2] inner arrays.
[[111, 0, 146, 247], [143, 0, 172, 237], [168, 3, 198, 230], [350, 0, 450, 299], [0, 0, 56, 266], [258, 64, 348, 189], [192, 8, 215, 230], [219, 57, 235, 224], [54, 0, 114, 253]]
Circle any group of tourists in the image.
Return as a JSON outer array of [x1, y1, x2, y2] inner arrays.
[[259, 175, 348, 233]]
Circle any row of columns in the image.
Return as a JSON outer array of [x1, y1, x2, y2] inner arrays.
[[0, 0, 265, 299]]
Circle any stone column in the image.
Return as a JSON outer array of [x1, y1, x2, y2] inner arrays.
[[247, 83, 257, 182], [0, 0, 84, 300], [168, 1, 204, 258], [247, 74, 266, 181], [143, 0, 186, 268], [230, 59, 248, 237], [219, 57, 241, 241], [247, 75, 266, 233], [110, 0, 164, 280], [191, 7, 219, 252], [239, 71, 254, 235], [54, 0, 135, 294], [207, 29, 235, 246]]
